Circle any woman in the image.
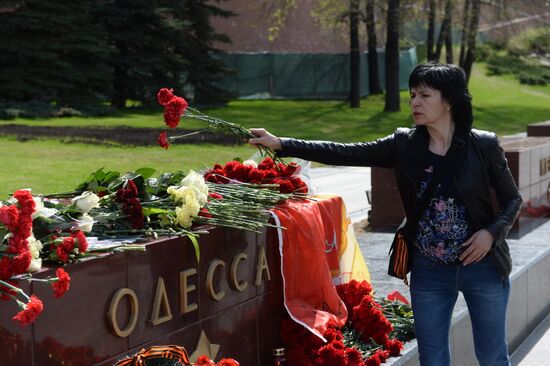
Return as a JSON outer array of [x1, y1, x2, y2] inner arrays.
[[249, 63, 521, 366]]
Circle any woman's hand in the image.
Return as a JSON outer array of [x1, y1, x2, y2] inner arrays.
[[459, 229, 494, 265], [248, 128, 282, 151]]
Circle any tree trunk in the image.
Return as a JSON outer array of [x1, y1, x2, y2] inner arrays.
[[459, 0, 470, 67], [435, 0, 452, 63], [384, 0, 400, 112], [427, 0, 436, 61], [349, 0, 360, 108], [462, 0, 481, 82], [366, 0, 382, 94], [111, 65, 126, 109], [444, 0, 453, 63]]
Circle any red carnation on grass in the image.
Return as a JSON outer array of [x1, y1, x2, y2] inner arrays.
[[157, 88, 174, 106], [163, 96, 188, 128], [51, 268, 71, 298], [157, 131, 170, 149], [12, 295, 43, 326]]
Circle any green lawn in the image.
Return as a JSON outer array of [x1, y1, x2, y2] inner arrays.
[[1, 62, 549, 197], [0, 138, 254, 197]]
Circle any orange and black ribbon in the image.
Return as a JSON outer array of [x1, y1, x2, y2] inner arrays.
[[114, 345, 191, 366]]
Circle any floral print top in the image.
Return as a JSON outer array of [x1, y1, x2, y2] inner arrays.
[[414, 151, 474, 264]]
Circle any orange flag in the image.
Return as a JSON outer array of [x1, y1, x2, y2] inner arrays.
[[271, 198, 348, 341]]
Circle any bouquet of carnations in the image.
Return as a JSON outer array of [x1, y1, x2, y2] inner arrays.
[[281, 280, 414, 366], [0, 190, 72, 326], [203, 157, 308, 196], [1, 163, 301, 326], [156, 87, 282, 164]]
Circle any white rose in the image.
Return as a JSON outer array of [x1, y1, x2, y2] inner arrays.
[[71, 191, 100, 213], [76, 213, 95, 233]]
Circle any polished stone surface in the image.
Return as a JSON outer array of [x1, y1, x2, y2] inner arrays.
[[0, 226, 285, 366]]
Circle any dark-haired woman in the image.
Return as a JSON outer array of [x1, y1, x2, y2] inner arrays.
[[249, 63, 521, 366]]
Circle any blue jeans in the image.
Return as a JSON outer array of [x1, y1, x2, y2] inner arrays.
[[410, 250, 511, 366]]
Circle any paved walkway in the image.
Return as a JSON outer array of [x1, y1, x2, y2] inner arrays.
[[309, 165, 549, 366]]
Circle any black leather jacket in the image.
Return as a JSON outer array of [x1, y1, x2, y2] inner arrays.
[[277, 126, 522, 278]]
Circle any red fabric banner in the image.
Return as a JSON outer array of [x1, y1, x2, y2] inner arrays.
[[271, 197, 348, 341]]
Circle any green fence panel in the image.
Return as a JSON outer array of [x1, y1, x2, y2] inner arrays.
[[214, 47, 417, 99]]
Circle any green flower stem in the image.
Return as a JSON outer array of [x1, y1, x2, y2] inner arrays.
[[184, 108, 285, 165], [167, 129, 210, 142], [43, 190, 82, 198], [0, 279, 29, 302]]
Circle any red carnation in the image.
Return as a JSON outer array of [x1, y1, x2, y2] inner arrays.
[[258, 157, 275, 170], [157, 131, 170, 149], [126, 180, 139, 197], [72, 230, 88, 253], [195, 355, 215, 366], [56, 245, 70, 263], [198, 208, 212, 218], [13, 189, 35, 215], [346, 348, 363, 365], [163, 96, 188, 128], [11, 251, 31, 275], [387, 290, 409, 304], [217, 359, 239, 366], [282, 162, 299, 177], [61, 237, 75, 251], [12, 295, 43, 326], [208, 192, 223, 200], [273, 178, 295, 194], [51, 268, 71, 298], [0, 205, 19, 232], [157, 88, 174, 106], [0, 257, 14, 281], [386, 338, 404, 357]]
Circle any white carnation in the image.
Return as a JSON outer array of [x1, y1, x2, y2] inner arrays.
[[28, 258, 42, 273], [243, 159, 258, 168]]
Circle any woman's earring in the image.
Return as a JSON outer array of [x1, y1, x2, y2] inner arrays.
[[446, 105, 451, 111]]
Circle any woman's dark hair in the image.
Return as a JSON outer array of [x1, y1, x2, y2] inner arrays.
[[408, 63, 473, 131]]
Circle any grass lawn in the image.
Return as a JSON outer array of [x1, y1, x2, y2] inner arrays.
[[0, 137, 255, 197], [1, 62, 549, 197]]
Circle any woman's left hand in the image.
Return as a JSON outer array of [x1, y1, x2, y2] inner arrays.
[[459, 229, 494, 265]]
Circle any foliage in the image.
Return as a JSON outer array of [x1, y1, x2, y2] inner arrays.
[[507, 26, 550, 57], [0, 101, 115, 119], [0, 0, 234, 108], [178, 0, 235, 105], [0, 0, 112, 105], [485, 52, 550, 86]]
